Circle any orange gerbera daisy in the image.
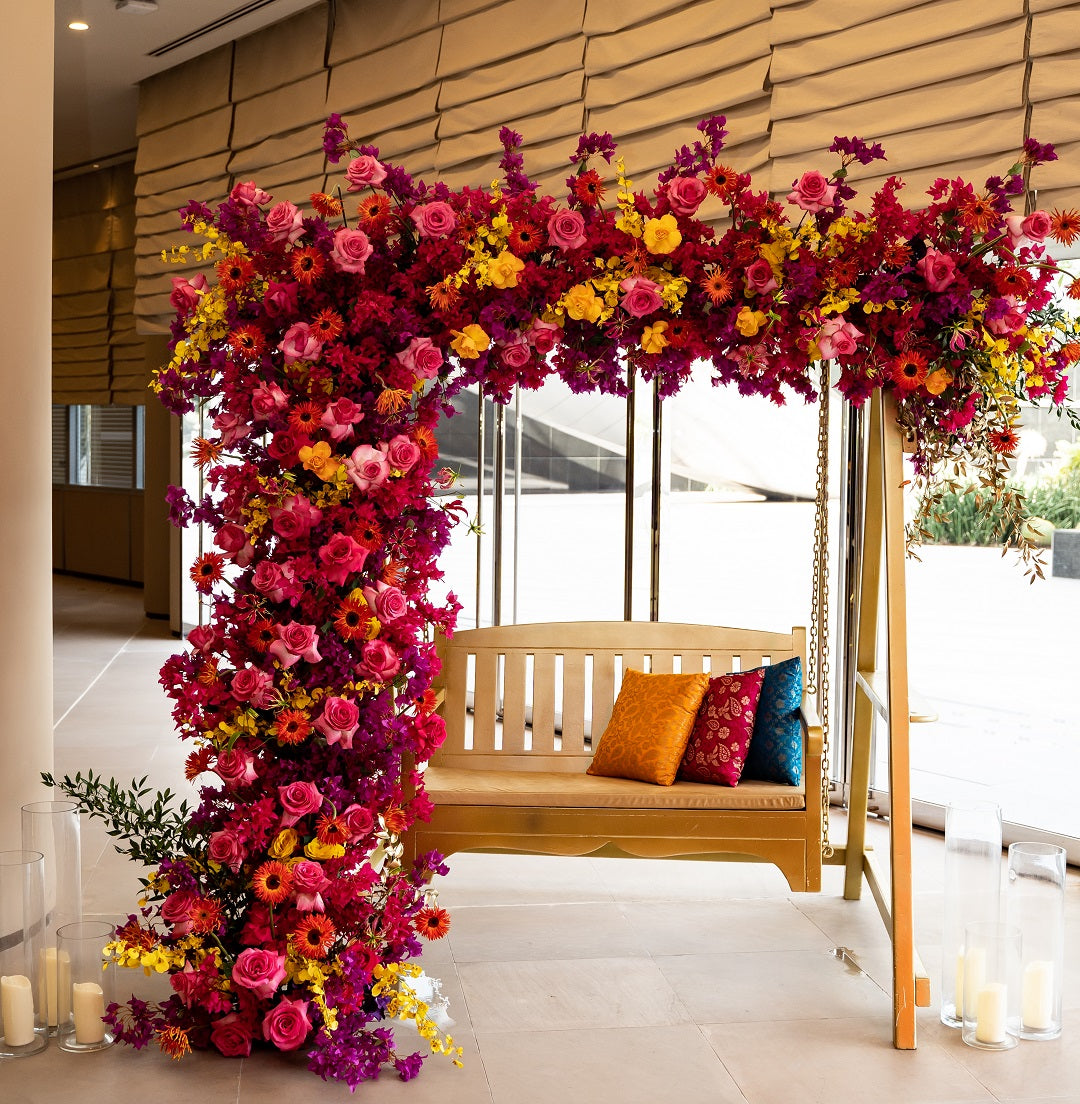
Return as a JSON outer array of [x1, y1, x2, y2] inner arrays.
[[352, 514, 384, 550], [191, 436, 222, 468], [571, 169, 606, 207], [311, 308, 345, 342], [316, 813, 351, 848], [1050, 208, 1080, 247], [290, 246, 326, 285], [383, 805, 409, 834], [252, 860, 294, 906], [703, 163, 739, 201], [189, 896, 223, 934], [157, 1026, 192, 1061], [381, 559, 405, 586], [227, 324, 266, 358], [412, 425, 437, 461], [702, 268, 735, 305], [1067, 277, 1080, 301], [993, 268, 1032, 297], [988, 426, 1021, 454], [881, 239, 913, 268], [508, 221, 542, 253], [959, 192, 998, 235], [427, 281, 460, 310], [414, 906, 451, 940], [248, 618, 277, 652], [184, 746, 214, 781], [890, 350, 929, 391], [376, 389, 410, 416], [1060, 341, 1080, 364], [288, 401, 323, 436], [357, 193, 392, 231], [272, 708, 312, 746], [293, 914, 336, 959], [310, 191, 343, 217], [116, 917, 158, 952], [190, 551, 227, 593], [217, 255, 255, 293], [333, 593, 373, 641], [196, 658, 220, 686]]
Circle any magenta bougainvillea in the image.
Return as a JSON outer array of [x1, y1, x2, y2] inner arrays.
[[57, 115, 1077, 1088]]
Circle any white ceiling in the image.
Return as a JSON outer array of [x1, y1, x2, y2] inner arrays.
[[54, 0, 324, 172]]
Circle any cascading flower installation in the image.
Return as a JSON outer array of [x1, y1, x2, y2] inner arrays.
[[48, 111, 1080, 1090]]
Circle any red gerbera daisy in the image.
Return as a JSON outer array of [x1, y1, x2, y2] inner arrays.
[[248, 618, 277, 652], [414, 906, 451, 940], [993, 268, 1032, 298], [227, 325, 266, 358], [508, 221, 543, 253], [190, 552, 226, 593], [272, 707, 312, 746], [310, 191, 343, 218], [189, 896, 223, 934], [311, 308, 345, 342], [703, 163, 739, 201], [293, 914, 336, 959], [890, 350, 929, 391], [316, 813, 351, 847], [252, 860, 294, 906], [184, 746, 214, 781], [1050, 208, 1080, 247], [290, 246, 326, 285], [571, 169, 606, 207], [352, 513, 384, 551], [357, 193, 392, 231], [288, 401, 323, 436], [333, 593, 373, 641], [216, 255, 255, 293], [988, 426, 1021, 454]]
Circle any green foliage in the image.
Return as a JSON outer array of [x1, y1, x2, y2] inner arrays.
[[42, 770, 197, 868]]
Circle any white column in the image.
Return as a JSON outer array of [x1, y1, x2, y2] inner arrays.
[[0, 4, 55, 844]]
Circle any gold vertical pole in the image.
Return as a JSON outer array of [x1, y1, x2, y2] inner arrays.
[[624, 372, 636, 621]]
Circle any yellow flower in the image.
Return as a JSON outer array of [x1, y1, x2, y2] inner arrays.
[[450, 324, 490, 359], [305, 839, 346, 861], [563, 283, 604, 323], [641, 321, 670, 354], [269, 828, 300, 860], [735, 307, 767, 337], [924, 368, 953, 395], [297, 440, 339, 481], [643, 214, 682, 255], [488, 250, 524, 289]]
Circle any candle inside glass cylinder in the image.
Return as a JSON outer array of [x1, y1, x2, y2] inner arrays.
[[961, 946, 987, 1022], [975, 982, 1008, 1044], [72, 982, 105, 1044], [38, 947, 71, 1027], [1, 974, 37, 1047], [1022, 960, 1054, 1031]]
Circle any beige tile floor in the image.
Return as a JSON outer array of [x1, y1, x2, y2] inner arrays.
[[2, 574, 1078, 1104]]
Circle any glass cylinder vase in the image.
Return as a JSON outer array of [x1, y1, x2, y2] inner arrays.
[[0, 850, 48, 1057], [941, 799, 1002, 1027], [21, 799, 83, 1035], [1007, 841, 1066, 1040], [56, 920, 115, 1052], [961, 920, 1021, 1050]]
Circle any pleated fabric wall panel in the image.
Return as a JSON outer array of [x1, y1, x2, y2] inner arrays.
[[1027, 0, 1080, 212], [53, 163, 146, 405]]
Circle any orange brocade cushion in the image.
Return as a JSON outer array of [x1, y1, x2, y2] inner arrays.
[[586, 668, 710, 786]]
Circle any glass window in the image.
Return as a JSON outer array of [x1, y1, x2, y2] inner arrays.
[[65, 404, 144, 489]]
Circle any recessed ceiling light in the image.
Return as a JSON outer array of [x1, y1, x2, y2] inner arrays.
[[68, 20, 90, 30]]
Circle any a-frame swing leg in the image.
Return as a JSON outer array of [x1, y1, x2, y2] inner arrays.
[[845, 391, 929, 1048]]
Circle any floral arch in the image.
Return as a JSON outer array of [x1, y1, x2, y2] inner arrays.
[[53, 115, 1079, 1088]]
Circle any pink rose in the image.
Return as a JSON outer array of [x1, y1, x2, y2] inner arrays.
[[386, 434, 421, 473], [187, 624, 218, 653], [232, 948, 288, 1000], [263, 280, 299, 318], [230, 666, 275, 707], [547, 208, 587, 251], [345, 155, 387, 190], [786, 170, 837, 213], [363, 581, 407, 623], [230, 180, 271, 207], [263, 997, 311, 1052], [618, 276, 663, 318], [215, 523, 254, 566], [169, 274, 207, 315], [665, 175, 707, 216], [314, 695, 361, 749], [265, 200, 304, 244], [986, 299, 1025, 335], [208, 829, 245, 873], [410, 201, 457, 238], [744, 258, 779, 296], [278, 780, 323, 828], [268, 622, 322, 668], [290, 860, 330, 912], [278, 321, 323, 364], [251, 382, 288, 420], [342, 804, 374, 836], [318, 532, 369, 586], [161, 890, 197, 936], [345, 443, 390, 491], [498, 338, 532, 370], [212, 410, 251, 447], [321, 397, 364, 442], [358, 639, 401, 683], [916, 248, 958, 292], [1022, 210, 1052, 241], [331, 227, 373, 274], [251, 560, 292, 603], [396, 336, 444, 381], [527, 318, 560, 354], [816, 316, 864, 359], [270, 495, 323, 542], [215, 748, 257, 786], [211, 1013, 254, 1057]]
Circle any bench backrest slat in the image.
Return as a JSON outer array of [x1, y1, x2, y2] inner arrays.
[[432, 621, 806, 772]]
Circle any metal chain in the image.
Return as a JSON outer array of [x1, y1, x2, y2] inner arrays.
[[807, 362, 833, 857]]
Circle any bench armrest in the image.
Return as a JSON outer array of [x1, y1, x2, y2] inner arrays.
[[800, 695, 824, 759]]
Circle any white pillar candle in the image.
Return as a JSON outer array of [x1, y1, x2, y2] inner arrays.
[[1022, 960, 1055, 1031], [38, 947, 72, 1027], [975, 982, 1008, 1044], [1, 974, 37, 1047], [961, 946, 986, 1022], [72, 981, 105, 1044]]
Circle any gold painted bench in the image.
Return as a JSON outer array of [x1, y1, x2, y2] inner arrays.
[[406, 621, 823, 892]]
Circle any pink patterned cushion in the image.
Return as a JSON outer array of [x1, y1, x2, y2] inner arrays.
[[678, 668, 766, 786]]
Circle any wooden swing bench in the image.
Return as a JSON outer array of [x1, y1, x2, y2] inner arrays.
[[410, 620, 824, 893]]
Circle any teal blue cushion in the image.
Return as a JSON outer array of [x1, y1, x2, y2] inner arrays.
[[743, 657, 803, 786]]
